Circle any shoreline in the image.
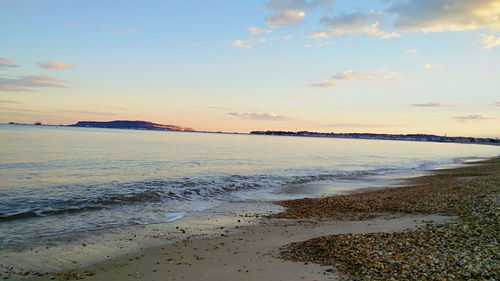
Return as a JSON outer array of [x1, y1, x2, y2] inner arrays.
[[4, 123, 499, 147], [3, 156, 498, 280]]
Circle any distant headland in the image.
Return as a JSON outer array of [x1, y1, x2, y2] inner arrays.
[[250, 130, 500, 145], [71, 120, 195, 132]]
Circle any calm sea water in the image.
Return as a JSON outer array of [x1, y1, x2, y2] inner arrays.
[[0, 124, 498, 244]]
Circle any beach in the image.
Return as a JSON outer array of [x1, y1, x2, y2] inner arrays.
[[4, 156, 497, 281]]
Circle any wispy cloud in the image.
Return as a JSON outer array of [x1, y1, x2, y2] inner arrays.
[[330, 69, 401, 81], [308, 12, 400, 39], [247, 26, 271, 35], [265, 0, 332, 26], [230, 40, 252, 50], [0, 100, 22, 104], [405, 49, 418, 54], [0, 57, 19, 70], [453, 114, 494, 121], [310, 80, 339, 88], [280, 34, 294, 40], [326, 122, 395, 128], [312, 68, 400, 89], [424, 62, 441, 70], [477, 34, 500, 50], [112, 27, 135, 33], [412, 103, 457, 108], [494, 102, 500, 107], [37, 61, 75, 71], [0, 107, 116, 117], [0, 75, 68, 92], [227, 111, 290, 121], [387, 0, 500, 33], [59, 109, 116, 116]]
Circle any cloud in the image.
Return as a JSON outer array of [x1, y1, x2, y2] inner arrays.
[[37, 61, 75, 70], [59, 109, 116, 116], [331, 69, 401, 81], [310, 80, 339, 88], [280, 34, 294, 40], [387, 0, 500, 33], [0, 57, 19, 70], [264, 0, 332, 26], [453, 114, 494, 121], [326, 122, 393, 128], [230, 40, 252, 50], [0, 75, 68, 92], [0, 100, 22, 104], [477, 34, 500, 49], [493, 102, 500, 107], [227, 111, 290, 121], [0, 58, 14, 63], [424, 62, 441, 69], [308, 12, 400, 39], [312, 68, 400, 89], [405, 49, 418, 54], [247, 26, 271, 35], [266, 9, 306, 25], [112, 28, 135, 33], [412, 103, 456, 107]]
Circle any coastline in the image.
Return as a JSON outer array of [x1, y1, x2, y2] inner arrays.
[[3, 156, 498, 281]]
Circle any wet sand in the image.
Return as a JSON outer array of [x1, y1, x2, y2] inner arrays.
[[22, 214, 452, 281]]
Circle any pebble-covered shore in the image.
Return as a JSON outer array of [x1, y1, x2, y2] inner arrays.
[[278, 158, 500, 280]]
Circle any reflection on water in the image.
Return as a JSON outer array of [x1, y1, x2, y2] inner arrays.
[[0, 124, 498, 243]]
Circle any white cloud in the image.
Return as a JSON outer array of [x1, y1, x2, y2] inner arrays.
[[0, 57, 19, 70], [264, 0, 332, 26], [230, 40, 252, 50], [453, 114, 494, 121], [405, 49, 418, 54], [266, 9, 306, 25], [227, 111, 290, 121], [331, 69, 401, 81], [0, 75, 68, 92], [312, 68, 400, 89], [477, 34, 500, 49], [412, 103, 457, 107], [307, 12, 400, 39], [247, 26, 271, 35], [388, 0, 500, 32], [494, 102, 500, 107], [37, 61, 75, 70], [424, 62, 441, 69]]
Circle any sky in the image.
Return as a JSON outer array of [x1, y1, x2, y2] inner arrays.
[[0, 0, 499, 137]]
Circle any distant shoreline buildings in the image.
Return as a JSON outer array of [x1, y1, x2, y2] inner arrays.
[[250, 130, 500, 145]]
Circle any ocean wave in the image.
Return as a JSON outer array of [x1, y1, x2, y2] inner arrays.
[[0, 164, 435, 222]]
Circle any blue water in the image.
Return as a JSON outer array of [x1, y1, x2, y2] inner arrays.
[[0, 124, 498, 243]]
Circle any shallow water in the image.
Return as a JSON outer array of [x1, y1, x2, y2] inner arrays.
[[0, 124, 499, 244]]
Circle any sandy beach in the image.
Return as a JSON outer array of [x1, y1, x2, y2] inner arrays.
[[3, 157, 499, 281]]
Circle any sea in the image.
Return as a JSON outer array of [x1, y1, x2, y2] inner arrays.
[[0, 124, 498, 271]]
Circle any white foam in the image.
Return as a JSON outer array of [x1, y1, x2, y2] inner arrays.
[[165, 212, 185, 222]]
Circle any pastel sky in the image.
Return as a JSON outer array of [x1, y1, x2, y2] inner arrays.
[[1, 0, 499, 137]]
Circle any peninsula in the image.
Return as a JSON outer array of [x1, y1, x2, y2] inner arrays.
[[71, 120, 195, 132]]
